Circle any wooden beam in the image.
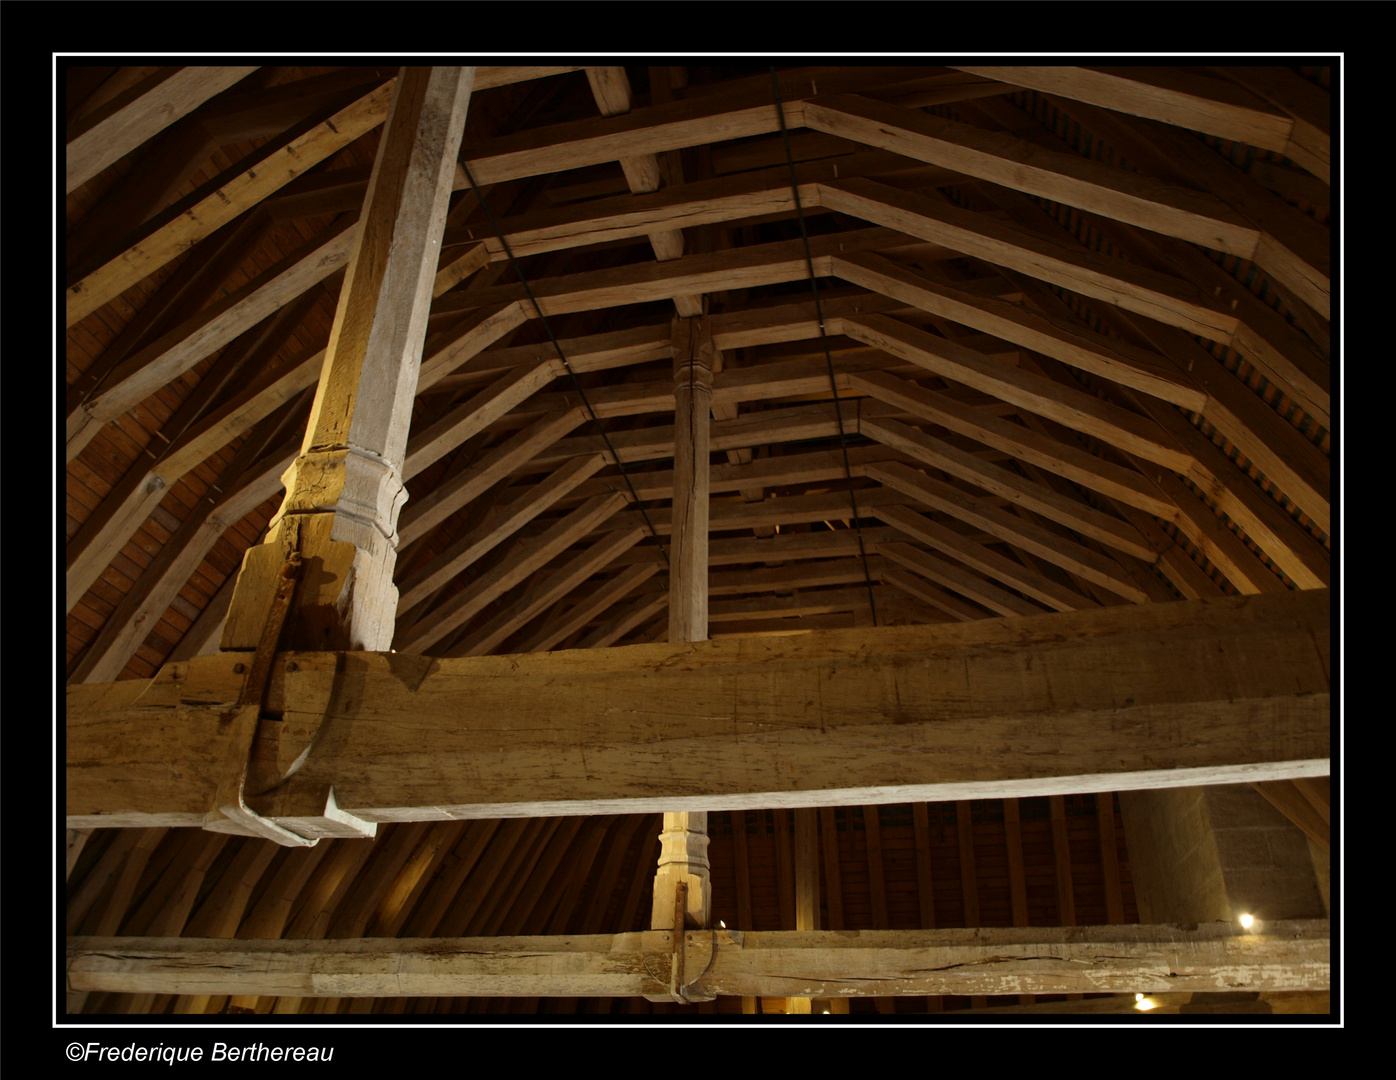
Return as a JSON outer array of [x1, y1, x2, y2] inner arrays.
[[221, 67, 474, 655], [449, 525, 646, 657], [1003, 798, 1034, 1005], [395, 454, 607, 614], [845, 314, 1191, 473], [833, 250, 1202, 410], [67, 80, 395, 327], [849, 369, 1175, 519], [66, 219, 357, 464], [517, 563, 660, 654], [68, 589, 1330, 830], [66, 66, 258, 193], [67, 919, 1331, 998], [395, 492, 627, 654], [861, 416, 1156, 562], [806, 94, 1262, 260], [872, 503, 1097, 612], [822, 179, 1236, 343], [878, 542, 1042, 619], [651, 316, 715, 935], [951, 67, 1312, 168], [867, 459, 1150, 600]]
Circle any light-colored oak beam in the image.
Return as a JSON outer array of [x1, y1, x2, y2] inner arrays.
[[68, 589, 1329, 829], [220, 67, 474, 657], [67, 920, 1331, 998], [67, 80, 396, 327], [66, 66, 259, 193], [950, 67, 1313, 169]]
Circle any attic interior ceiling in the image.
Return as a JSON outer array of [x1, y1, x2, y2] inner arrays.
[[62, 62, 1334, 1018]]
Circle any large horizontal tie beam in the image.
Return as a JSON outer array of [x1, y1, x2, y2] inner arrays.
[[67, 590, 1329, 829], [67, 919, 1330, 998]]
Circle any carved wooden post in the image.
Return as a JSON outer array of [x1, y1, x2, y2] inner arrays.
[[221, 67, 474, 654], [651, 316, 714, 934], [206, 67, 473, 842]]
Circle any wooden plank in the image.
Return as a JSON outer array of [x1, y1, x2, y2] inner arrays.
[[68, 221, 357, 465], [577, 591, 669, 649], [70, 423, 299, 684], [1214, 67, 1330, 182], [402, 360, 559, 481], [67, 920, 1331, 998], [67, 589, 1331, 829], [834, 250, 1203, 410], [1137, 399, 1328, 589], [67, 66, 259, 193]]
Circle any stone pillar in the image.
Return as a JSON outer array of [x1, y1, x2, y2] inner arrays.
[[1118, 784, 1327, 924]]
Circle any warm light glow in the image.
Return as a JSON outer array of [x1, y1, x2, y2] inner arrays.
[[1135, 998, 1156, 1011], [1135, 993, 1145, 1002], [719, 920, 726, 929], [1239, 913, 1254, 929], [823, 1009, 831, 1015]]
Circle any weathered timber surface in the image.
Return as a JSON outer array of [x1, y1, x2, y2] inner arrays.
[[66, 590, 1329, 829], [67, 920, 1329, 998]]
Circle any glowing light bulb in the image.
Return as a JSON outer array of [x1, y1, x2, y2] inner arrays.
[[1239, 913, 1254, 929], [1135, 998, 1156, 1011], [719, 920, 726, 929], [1134, 993, 1145, 1002]]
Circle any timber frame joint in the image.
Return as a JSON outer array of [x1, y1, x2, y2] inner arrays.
[[203, 534, 374, 847]]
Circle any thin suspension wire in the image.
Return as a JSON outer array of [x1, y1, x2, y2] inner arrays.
[[770, 69, 878, 626], [458, 161, 669, 567]]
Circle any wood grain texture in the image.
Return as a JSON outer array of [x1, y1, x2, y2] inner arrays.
[[67, 589, 1329, 829], [68, 919, 1330, 997]]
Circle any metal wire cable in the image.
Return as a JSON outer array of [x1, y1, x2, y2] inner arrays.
[[770, 69, 878, 626], [457, 161, 669, 567]]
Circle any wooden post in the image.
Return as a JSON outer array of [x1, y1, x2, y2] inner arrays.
[[650, 318, 716, 941], [789, 807, 821, 1013], [667, 315, 713, 645], [221, 67, 474, 654]]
